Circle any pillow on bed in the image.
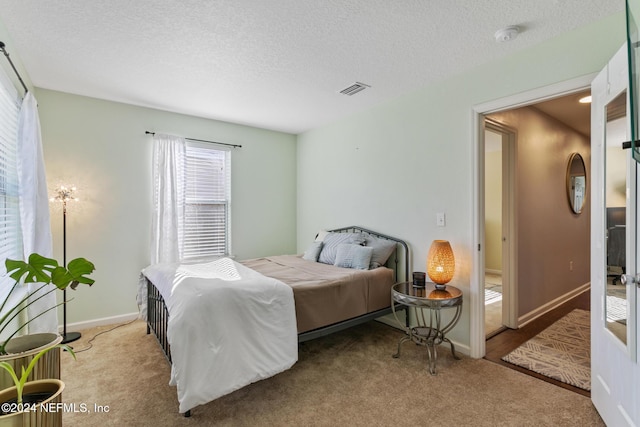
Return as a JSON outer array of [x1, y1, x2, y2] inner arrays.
[[302, 241, 324, 261], [317, 232, 366, 265], [315, 229, 330, 242], [334, 244, 374, 270], [364, 234, 397, 269]]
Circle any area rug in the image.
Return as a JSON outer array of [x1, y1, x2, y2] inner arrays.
[[501, 309, 590, 391]]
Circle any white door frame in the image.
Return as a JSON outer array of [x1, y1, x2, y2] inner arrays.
[[470, 74, 596, 358]]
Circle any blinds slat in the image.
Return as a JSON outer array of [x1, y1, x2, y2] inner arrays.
[[181, 144, 231, 259]]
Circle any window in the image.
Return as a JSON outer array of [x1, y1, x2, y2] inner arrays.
[[182, 143, 231, 260], [0, 69, 21, 288]]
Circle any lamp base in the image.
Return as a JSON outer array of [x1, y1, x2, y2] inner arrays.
[[61, 331, 81, 344], [434, 283, 447, 291]]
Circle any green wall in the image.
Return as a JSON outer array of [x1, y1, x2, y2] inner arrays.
[[35, 89, 297, 325]]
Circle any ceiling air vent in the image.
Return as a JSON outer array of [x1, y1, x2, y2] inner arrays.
[[339, 82, 371, 96]]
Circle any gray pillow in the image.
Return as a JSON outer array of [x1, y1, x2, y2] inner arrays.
[[302, 241, 323, 261], [317, 232, 366, 265], [364, 234, 397, 268], [334, 244, 374, 270]]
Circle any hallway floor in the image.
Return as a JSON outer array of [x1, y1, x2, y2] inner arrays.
[[484, 290, 590, 397]]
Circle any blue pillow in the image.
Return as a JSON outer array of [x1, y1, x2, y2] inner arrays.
[[364, 234, 397, 268], [334, 244, 374, 270], [318, 232, 365, 265], [302, 241, 323, 261]]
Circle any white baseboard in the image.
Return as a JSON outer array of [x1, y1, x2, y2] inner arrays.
[[484, 269, 502, 276], [517, 282, 590, 327], [448, 339, 470, 356], [59, 312, 140, 333]]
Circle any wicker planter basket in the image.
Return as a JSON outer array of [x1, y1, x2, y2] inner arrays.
[[0, 334, 62, 391], [0, 379, 64, 427]]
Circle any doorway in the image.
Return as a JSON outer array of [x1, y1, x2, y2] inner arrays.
[[482, 92, 591, 333], [478, 90, 593, 394], [471, 74, 595, 358]]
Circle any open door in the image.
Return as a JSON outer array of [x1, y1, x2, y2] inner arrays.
[[591, 43, 639, 426]]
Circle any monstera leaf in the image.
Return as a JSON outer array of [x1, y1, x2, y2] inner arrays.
[[0, 253, 96, 355], [50, 258, 96, 290], [5, 254, 58, 284]]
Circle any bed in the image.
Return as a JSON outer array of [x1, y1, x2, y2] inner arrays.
[[140, 226, 409, 415]]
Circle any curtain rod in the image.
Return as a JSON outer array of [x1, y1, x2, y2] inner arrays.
[[0, 42, 28, 96], [145, 131, 242, 148]]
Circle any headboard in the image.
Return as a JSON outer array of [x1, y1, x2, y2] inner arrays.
[[328, 226, 410, 283]]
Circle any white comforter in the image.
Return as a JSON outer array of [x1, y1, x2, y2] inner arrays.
[[140, 258, 298, 413]]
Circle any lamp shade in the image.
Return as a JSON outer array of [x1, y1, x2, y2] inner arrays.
[[427, 240, 455, 285]]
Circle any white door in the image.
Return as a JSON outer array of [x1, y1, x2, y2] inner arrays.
[[591, 43, 640, 426]]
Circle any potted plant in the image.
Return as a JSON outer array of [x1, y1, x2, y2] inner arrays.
[[0, 344, 75, 426], [0, 253, 94, 390]]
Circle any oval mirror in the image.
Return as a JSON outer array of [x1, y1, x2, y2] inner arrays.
[[566, 152, 587, 214]]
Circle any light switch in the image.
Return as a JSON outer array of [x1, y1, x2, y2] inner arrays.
[[436, 212, 446, 227]]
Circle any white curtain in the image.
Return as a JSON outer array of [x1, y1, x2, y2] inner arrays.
[[151, 134, 186, 264], [17, 92, 56, 334]]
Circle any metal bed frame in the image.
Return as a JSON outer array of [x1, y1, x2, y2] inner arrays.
[[145, 226, 410, 411]]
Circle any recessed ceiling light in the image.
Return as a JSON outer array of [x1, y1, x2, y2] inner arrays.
[[494, 26, 519, 43], [579, 96, 592, 104]]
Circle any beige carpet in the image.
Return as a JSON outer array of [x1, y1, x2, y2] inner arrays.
[[502, 309, 590, 391], [60, 319, 604, 426]]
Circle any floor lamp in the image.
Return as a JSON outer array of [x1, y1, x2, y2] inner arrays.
[[51, 185, 81, 344]]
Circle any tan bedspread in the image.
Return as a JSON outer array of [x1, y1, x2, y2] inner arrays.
[[241, 255, 394, 333]]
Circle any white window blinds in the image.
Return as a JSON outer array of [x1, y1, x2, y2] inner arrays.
[[183, 143, 231, 260], [0, 69, 21, 286]]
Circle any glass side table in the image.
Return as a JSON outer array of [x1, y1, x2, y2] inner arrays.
[[391, 281, 463, 375]]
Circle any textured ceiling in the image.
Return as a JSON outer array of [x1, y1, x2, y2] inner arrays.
[[0, 0, 624, 134]]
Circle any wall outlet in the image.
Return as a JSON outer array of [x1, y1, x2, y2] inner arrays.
[[436, 212, 446, 227], [569, 261, 573, 271]]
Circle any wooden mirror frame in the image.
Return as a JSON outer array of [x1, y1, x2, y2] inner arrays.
[[566, 152, 587, 214]]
